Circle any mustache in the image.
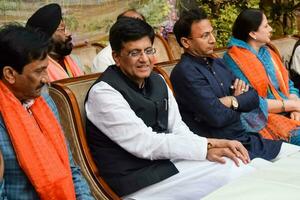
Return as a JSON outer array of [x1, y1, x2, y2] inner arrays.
[[37, 84, 45, 90], [37, 82, 50, 90], [66, 35, 72, 43]]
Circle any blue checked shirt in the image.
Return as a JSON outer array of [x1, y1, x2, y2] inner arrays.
[[0, 94, 94, 200]]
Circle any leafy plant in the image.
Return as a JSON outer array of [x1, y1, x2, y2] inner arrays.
[[0, 0, 22, 16], [177, 0, 260, 47], [64, 15, 79, 32], [209, 4, 240, 47], [261, 0, 300, 36], [133, 0, 171, 28]]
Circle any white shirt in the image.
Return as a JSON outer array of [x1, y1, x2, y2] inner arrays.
[[85, 81, 208, 161], [291, 45, 300, 75], [91, 44, 115, 73]]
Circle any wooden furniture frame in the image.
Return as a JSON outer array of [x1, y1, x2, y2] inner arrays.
[[154, 33, 175, 63], [48, 66, 175, 199], [49, 74, 120, 200]]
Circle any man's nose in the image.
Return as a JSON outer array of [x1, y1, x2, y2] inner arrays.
[[209, 34, 216, 44], [65, 28, 71, 38], [41, 74, 50, 84], [138, 51, 149, 62]]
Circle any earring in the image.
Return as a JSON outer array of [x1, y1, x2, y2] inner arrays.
[[253, 37, 256, 40]]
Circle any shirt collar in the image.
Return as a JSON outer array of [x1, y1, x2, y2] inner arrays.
[[22, 99, 35, 114]]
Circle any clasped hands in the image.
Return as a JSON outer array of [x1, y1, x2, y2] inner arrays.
[[219, 79, 249, 108], [231, 78, 249, 96], [206, 138, 250, 167], [288, 94, 300, 121]]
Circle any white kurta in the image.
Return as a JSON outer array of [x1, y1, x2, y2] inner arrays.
[[91, 44, 115, 73], [290, 45, 300, 75], [85, 81, 255, 199]]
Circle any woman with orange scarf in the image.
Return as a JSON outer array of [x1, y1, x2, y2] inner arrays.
[[224, 8, 300, 145]]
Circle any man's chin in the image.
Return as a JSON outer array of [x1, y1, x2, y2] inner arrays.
[[54, 42, 73, 56], [34, 91, 42, 98], [59, 48, 72, 56], [67, 42, 73, 50], [207, 48, 214, 54], [34, 86, 45, 97]]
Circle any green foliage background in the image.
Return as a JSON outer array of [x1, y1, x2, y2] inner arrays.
[[178, 0, 260, 47], [1, 0, 299, 47], [135, 0, 171, 28], [261, 0, 300, 36], [177, 0, 300, 48], [0, 0, 172, 44]]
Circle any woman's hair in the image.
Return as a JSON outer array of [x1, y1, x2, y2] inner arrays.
[[232, 8, 264, 42]]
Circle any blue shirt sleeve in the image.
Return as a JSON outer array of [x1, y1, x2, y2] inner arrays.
[[43, 94, 95, 200], [68, 145, 95, 200], [0, 176, 7, 200]]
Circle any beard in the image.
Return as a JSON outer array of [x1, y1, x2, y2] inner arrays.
[[52, 36, 73, 56]]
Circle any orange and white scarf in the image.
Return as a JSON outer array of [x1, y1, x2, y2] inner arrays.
[[228, 46, 300, 141], [0, 81, 76, 199], [47, 55, 83, 82]]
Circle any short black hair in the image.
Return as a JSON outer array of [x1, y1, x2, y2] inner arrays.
[[0, 24, 49, 78], [117, 9, 145, 21], [109, 17, 155, 53], [232, 8, 263, 42], [173, 8, 208, 47]]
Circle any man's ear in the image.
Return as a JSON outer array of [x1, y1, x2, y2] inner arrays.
[[112, 50, 121, 67], [2, 66, 17, 84], [180, 37, 190, 49]]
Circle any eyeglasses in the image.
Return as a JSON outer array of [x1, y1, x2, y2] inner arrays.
[[188, 30, 217, 40], [127, 47, 156, 58]]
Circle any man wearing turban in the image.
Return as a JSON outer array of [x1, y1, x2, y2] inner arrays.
[[26, 3, 84, 81]]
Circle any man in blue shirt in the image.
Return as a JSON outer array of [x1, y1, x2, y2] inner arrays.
[[170, 8, 288, 161]]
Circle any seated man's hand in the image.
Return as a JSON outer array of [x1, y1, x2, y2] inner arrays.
[[232, 78, 249, 96], [207, 139, 250, 166], [288, 94, 299, 100], [219, 96, 232, 108], [207, 147, 242, 166]]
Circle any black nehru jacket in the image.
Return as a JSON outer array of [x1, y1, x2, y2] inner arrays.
[[85, 66, 178, 196]]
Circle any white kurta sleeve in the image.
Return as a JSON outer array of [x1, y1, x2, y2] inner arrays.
[[85, 81, 207, 161], [291, 46, 300, 75], [91, 45, 115, 73]]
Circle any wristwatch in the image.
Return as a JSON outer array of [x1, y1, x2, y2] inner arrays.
[[231, 96, 239, 110]]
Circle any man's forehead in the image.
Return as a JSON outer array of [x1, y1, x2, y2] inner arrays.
[[191, 19, 212, 34], [123, 11, 143, 20], [121, 36, 152, 50], [24, 57, 48, 70]]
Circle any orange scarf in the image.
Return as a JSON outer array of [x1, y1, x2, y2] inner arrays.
[[0, 81, 76, 199], [47, 55, 84, 82], [228, 46, 300, 141]]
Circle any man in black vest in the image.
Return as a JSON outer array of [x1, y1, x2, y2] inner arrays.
[[85, 17, 254, 199]]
